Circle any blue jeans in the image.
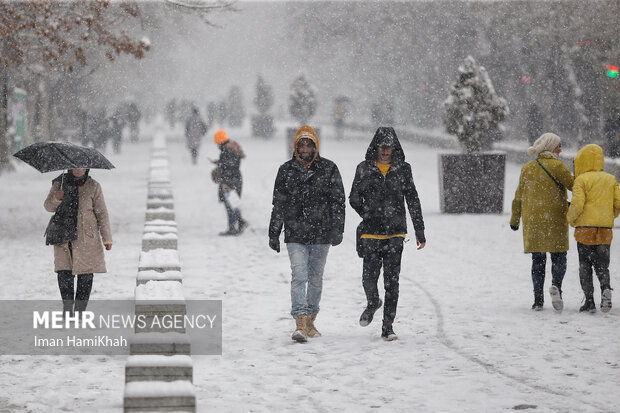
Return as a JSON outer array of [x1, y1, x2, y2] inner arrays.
[[531, 252, 567, 296], [286, 243, 330, 318]]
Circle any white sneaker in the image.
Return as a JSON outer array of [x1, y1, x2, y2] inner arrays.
[[549, 285, 563, 312], [601, 289, 612, 313]]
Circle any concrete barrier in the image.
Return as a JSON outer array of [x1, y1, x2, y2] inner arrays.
[[125, 355, 193, 383], [124, 380, 195, 412]]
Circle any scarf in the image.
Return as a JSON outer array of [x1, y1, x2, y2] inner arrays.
[[46, 170, 89, 245]]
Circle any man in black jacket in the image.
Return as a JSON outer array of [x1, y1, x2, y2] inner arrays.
[[349, 127, 426, 341], [269, 125, 345, 343]]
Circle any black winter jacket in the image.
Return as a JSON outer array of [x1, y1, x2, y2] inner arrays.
[[217, 141, 244, 199], [269, 156, 345, 244], [349, 127, 426, 242]]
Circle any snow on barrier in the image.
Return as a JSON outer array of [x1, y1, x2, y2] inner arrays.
[[124, 128, 196, 413], [138, 249, 181, 273], [124, 380, 196, 412], [137, 270, 182, 286], [142, 232, 178, 252], [125, 355, 193, 383]]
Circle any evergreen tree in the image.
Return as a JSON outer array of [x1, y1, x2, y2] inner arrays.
[[443, 56, 508, 153], [288, 74, 317, 125]]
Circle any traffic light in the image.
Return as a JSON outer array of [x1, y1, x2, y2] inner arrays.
[[606, 64, 618, 79]]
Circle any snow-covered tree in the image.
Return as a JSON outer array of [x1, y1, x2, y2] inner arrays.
[[252, 74, 274, 138], [443, 56, 508, 153], [254, 74, 274, 115], [288, 74, 317, 125], [0, 0, 150, 173], [227, 85, 245, 127]]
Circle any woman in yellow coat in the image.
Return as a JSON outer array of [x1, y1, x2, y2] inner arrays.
[[567, 144, 620, 313], [510, 133, 574, 311]]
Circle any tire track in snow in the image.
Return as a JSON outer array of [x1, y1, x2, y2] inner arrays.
[[413, 280, 608, 412]]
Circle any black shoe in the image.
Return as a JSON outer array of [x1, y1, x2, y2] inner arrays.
[[579, 298, 597, 313], [359, 299, 382, 327], [237, 220, 248, 235], [381, 325, 398, 341], [531, 294, 544, 311]]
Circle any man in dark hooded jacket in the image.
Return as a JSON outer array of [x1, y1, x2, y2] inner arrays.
[[269, 125, 345, 343], [349, 127, 426, 341]]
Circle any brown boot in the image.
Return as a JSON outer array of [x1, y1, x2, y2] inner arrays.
[[306, 314, 321, 338], [291, 314, 308, 343]]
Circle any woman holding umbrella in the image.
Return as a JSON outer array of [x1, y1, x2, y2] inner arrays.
[[44, 168, 112, 314]]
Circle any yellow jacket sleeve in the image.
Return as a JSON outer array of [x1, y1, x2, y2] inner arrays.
[[567, 178, 585, 226]]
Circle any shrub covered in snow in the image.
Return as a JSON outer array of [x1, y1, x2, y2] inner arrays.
[[288, 74, 318, 125], [443, 56, 509, 153]]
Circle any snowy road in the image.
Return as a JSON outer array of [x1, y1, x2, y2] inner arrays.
[[1, 120, 618, 412]]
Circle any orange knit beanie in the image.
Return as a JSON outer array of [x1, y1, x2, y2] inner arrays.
[[214, 130, 229, 145]]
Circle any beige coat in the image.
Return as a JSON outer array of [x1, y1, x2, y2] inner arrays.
[[510, 154, 574, 253], [44, 177, 112, 274]]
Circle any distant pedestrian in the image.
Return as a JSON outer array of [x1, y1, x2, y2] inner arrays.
[[526, 103, 543, 146], [109, 110, 125, 154], [213, 129, 247, 235], [604, 108, 620, 158], [510, 133, 574, 311], [184, 107, 208, 164], [44, 169, 112, 315], [126, 102, 141, 143], [349, 127, 426, 341], [567, 144, 620, 313], [268, 125, 345, 343]]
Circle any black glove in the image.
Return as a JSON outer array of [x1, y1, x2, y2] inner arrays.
[[269, 237, 280, 253], [510, 225, 519, 231], [415, 231, 426, 244], [331, 232, 343, 246]]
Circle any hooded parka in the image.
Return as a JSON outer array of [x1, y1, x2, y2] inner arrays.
[[44, 176, 112, 274], [349, 127, 425, 240], [510, 154, 574, 253], [567, 144, 620, 229], [269, 126, 345, 244]]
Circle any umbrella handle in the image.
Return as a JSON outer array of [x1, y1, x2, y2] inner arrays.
[[61, 172, 64, 190]]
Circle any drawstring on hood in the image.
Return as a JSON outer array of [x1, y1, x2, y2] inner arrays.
[[293, 125, 319, 168]]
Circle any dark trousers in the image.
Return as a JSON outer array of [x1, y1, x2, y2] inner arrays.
[[362, 237, 404, 328], [223, 195, 244, 232], [577, 243, 611, 299], [531, 252, 567, 297], [57, 270, 94, 313]]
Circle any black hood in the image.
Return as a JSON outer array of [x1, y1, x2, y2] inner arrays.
[[364, 127, 405, 163]]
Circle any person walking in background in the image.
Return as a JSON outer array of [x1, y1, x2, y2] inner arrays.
[[526, 103, 544, 146], [126, 102, 141, 143], [184, 107, 208, 164], [510, 133, 574, 311], [213, 129, 247, 235], [349, 127, 426, 341], [44, 168, 112, 315], [109, 109, 125, 154], [604, 108, 620, 158], [268, 125, 345, 343], [567, 144, 620, 313]]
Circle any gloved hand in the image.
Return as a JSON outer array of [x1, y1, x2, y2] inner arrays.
[[269, 237, 280, 253], [104, 243, 112, 251], [331, 232, 343, 246], [510, 225, 519, 231]]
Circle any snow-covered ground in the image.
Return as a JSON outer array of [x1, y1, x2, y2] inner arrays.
[[1, 119, 618, 412]]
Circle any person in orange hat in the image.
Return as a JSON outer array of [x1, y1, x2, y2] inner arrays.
[[268, 125, 345, 343], [212, 129, 247, 235]]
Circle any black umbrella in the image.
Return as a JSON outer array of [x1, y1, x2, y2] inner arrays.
[[13, 141, 115, 173]]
